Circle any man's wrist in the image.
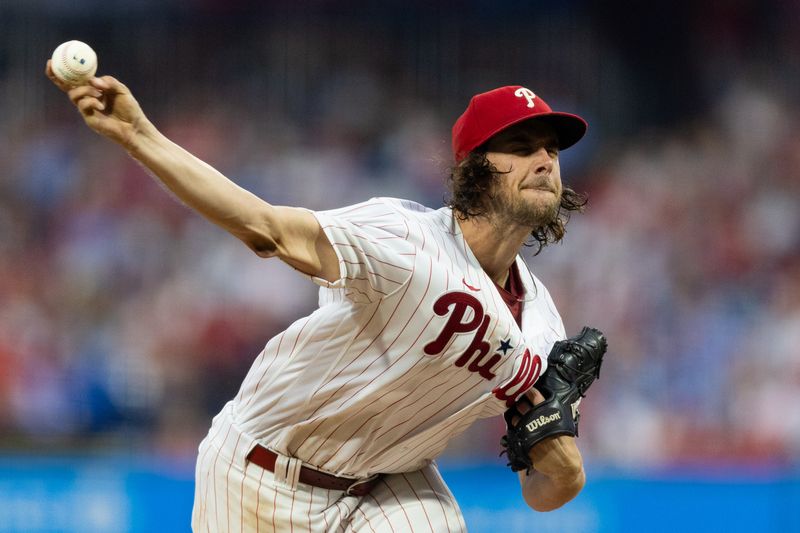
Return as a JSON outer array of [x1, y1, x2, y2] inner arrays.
[[124, 116, 158, 155]]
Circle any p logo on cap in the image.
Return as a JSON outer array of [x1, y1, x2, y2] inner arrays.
[[514, 87, 537, 108], [451, 85, 588, 163]]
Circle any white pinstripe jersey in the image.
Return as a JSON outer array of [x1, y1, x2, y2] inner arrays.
[[231, 197, 566, 478]]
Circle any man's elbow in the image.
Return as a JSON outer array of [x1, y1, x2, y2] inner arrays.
[[245, 234, 279, 257], [237, 218, 281, 258]]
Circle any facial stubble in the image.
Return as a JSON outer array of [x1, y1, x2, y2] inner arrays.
[[487, 183, 561, 231]]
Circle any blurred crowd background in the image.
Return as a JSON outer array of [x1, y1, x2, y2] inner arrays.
[[1, 0, 799, 470]]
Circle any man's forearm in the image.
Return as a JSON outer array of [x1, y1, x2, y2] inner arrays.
[[517, 432, 586, 512], [127, 120, 277, 249]]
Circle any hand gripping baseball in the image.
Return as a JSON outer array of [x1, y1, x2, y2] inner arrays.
[[501, 327, 607, 472], [46, 61, 148, 150]]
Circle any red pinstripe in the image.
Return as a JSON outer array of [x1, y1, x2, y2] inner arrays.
[[211, 424, 233, 533], [225, 433, 242, 533], [344, 269, 404, 288], [322, 488, 330, 531], [381, 477, 414, 531], [338, 497, 355, 527], [372, 222, 408, 230], [255, 467, 265, 533], [328, 237, 414, 292], [199, 446, 215, 528], [200, 464, 213, 529], [416, 219, 426, 254], [240, 330, 287, 410], [340, 253, 417, 274], [308, 486, 313, 532], [356, 507, 378, 533], [419, 468, 454, 533], [330, 232, 411, 254], [367, 493, 395, 533], [289, 483, 295, 533], [244, 315, 312, 416], [271, 476, 278, 532], [401, 219, 411, 240], [196, 419, 226, 523], [334, 500, 346, 530], [331, 202, 387, 212], [327, 203, 394, 217], [234, 346, 266, 404], [482, 271, 507, 340], [339, 258, 411, 279], [328, 238, 406, 254], [401, 473, 435, 532], [286, 316, 313, 359], [346, 284, 376, 300], [349, 251, 414, 272], [335, 271, 391, 296], [326, 222, 410, 247], [239, 455, 246, 532]]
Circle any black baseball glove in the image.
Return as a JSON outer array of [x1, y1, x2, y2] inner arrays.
[[501, 326, 607, 472]]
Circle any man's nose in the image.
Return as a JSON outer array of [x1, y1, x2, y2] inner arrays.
[[532, 148, 554, 175]]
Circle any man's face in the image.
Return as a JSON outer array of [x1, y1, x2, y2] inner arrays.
[[483, 120, 563, 229]]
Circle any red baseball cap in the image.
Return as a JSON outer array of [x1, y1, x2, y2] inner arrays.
[[451, 85, 588, 162]]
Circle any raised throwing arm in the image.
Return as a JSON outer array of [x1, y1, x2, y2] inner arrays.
[[45, 62, 339, 282]]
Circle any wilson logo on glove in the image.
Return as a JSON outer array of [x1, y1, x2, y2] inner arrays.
[[525, 412, 561, 432]]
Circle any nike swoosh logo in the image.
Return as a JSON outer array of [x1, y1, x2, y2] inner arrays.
[[462, 278, 481, 291]]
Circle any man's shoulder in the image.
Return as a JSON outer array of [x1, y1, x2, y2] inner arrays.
[[322, 197, 449, 225], [371, 197, 435, 215]]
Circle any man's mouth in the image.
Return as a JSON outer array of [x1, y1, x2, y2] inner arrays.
[[522, 183, 555, 193], [521, 175, 554, 192]]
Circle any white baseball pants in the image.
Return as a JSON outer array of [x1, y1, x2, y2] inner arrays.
[[192, 407, 468, 532]]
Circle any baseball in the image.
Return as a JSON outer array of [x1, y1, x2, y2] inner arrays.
[[50, 40, 97, 85]]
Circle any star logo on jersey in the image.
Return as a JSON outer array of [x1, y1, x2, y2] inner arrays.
[[498, 339, 513, 355]]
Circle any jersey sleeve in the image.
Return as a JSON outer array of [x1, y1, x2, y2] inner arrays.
[[311, 198, 417, 303]]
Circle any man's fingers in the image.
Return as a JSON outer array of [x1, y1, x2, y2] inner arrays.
[[510, 388, 546, 425], [90, 75, 126, 94], [77, 96, 105, 115], [68, 85, 103, 105], [46, 59, 124, 99], [527, 388, 546, 406], [45, 60, 74, 93]]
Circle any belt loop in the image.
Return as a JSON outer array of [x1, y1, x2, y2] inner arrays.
[[346, 474, 380, 496], [274, 453, 302, 490]]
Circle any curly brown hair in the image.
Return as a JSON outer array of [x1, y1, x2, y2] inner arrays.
[[446, 150, 587, 255]]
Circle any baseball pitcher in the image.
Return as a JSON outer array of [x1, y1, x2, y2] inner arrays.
[[47, 58, 607, 532]]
